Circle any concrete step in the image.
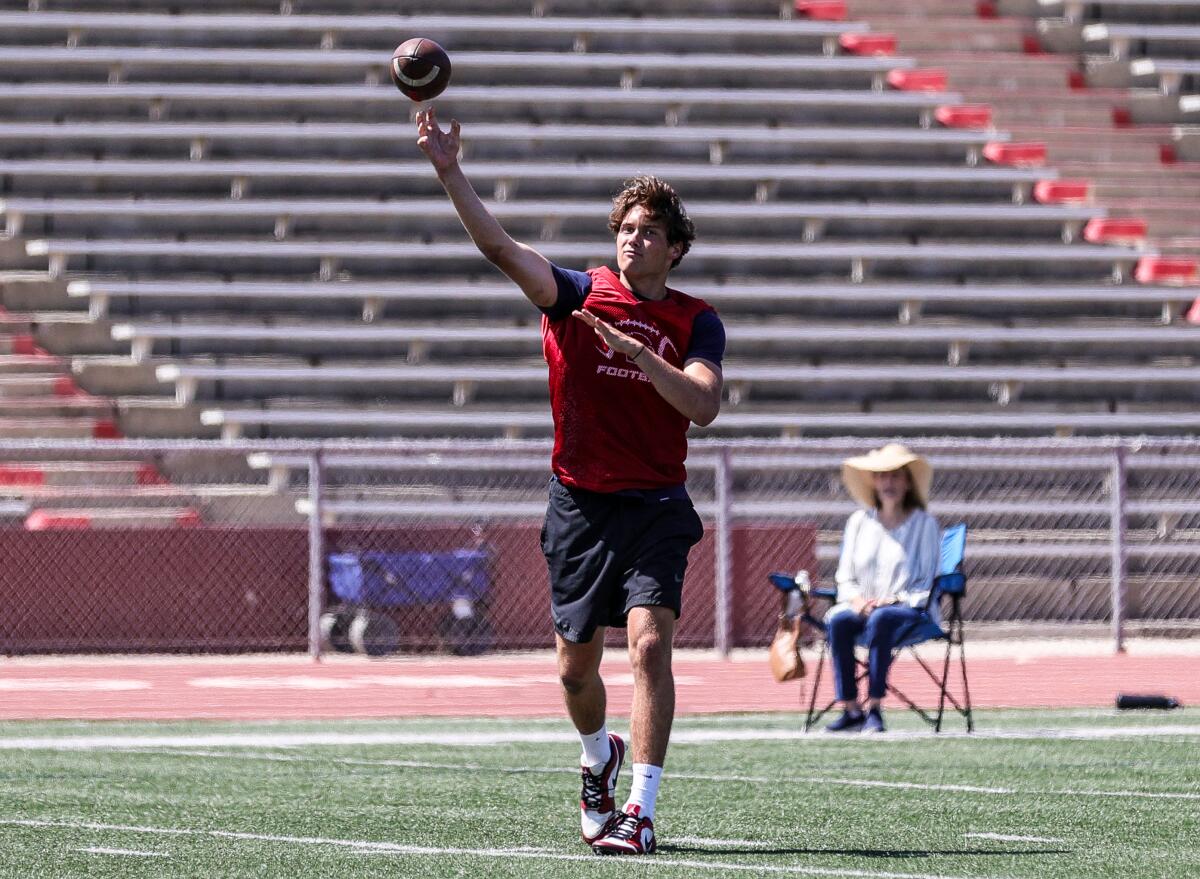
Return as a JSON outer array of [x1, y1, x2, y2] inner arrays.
[[990, 103, 1121, 127], [34, 320, 128, 357], [0, 416, 118, 439], [1041, 141, 1166, 164], [848, 0, 999, 16], [1, 484, 269, 505], [70, 357, 162, 396], [0, 373, 76, 398], [0, 237, 49, 272], [884, 23, 1031, 54], [0, 396, 115, 417], [0, 272, 71, 312], [0, 353, 65, 374], [115, 398, 215, 438]]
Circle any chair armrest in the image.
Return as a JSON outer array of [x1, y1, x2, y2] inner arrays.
[[810, 588, 838, 602], [933, 571, 966, 597], [768, 572, 798, 592]]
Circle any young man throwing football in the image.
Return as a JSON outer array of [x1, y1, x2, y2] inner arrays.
[[416, 108, 725, 856]]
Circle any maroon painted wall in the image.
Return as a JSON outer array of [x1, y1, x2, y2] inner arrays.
[[0, 522, 816, 654]]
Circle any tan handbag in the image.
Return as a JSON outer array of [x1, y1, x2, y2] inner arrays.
[[769, 612, 806, 682]]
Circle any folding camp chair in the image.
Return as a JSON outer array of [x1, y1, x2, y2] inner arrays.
[[770, 523, 972, 733]]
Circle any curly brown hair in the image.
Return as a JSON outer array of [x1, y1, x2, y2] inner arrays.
[[607, 175, 695, 269]]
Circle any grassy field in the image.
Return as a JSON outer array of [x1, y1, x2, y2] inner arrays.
[[0, 709, 1197, 879]]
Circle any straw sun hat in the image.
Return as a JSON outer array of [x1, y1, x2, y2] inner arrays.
[[840, 443, 933, 509]]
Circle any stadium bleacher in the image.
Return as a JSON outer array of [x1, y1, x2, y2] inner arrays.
[[0, 0, 1198, 530]]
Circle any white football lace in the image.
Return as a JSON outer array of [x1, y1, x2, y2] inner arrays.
[[606, 812, 640, 840]]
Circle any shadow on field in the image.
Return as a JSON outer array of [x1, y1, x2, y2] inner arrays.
[[659, 845, 1074, 858]]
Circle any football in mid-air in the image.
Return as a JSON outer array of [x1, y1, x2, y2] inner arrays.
[[390, 37, 452, 102]]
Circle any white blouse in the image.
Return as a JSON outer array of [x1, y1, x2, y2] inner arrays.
[[833, 507, 942, 620]]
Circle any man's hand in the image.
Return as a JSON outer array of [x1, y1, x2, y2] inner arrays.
[[572, 308, 722, 425], [572, 309, 646, 361], [416, 106, 461, 174]]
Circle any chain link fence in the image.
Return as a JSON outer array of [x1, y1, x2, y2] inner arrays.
[[0, 437, 1196, 656]]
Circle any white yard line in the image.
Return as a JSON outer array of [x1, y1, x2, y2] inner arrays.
[[78, 846, 169, 857], [963, 833, 1063, 844], [119, 747, 1200, 802], [673, 836, 776, 848], [3, 724, 1199, 752], [0, 818, 1009, 879]]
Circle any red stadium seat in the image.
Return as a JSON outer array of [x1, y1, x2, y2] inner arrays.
[[9, 334, 39, 356], [886, 68, 948, 92], [54, 375, 82, 396], [1033, 180, 1093, 204], [935, 104, 993, 129], [1135, 256, 1199, 286], [25, 507, 202, 530], [25, 510, 92, 530], [92, 419, 121, 439], [0, 466, 47, 486], [795, 0, 847, 21], [1188, 297, 1200, 324], [982, 142, 1048, 167], [1083, 218, 1148, 246], [839, 33, 897, 56]]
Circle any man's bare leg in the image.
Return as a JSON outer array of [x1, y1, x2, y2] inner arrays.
[[557, 628, 606, 735], [560, 629, 625, 844], [622, 606, 675, 822]]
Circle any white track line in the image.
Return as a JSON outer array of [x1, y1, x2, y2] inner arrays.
[[0, 679, 150, 691], [186, 673, 698, 689], [0, 818, 1008, 879], [963, 833, 1062, 844]]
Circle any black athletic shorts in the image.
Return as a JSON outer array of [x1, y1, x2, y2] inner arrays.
[[540, 476, 705, 644]]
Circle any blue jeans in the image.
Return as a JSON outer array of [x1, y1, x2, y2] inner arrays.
[[827, 604, 924, 702]]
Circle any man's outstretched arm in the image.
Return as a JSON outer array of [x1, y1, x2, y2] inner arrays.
[[416, 107, 557, 308]]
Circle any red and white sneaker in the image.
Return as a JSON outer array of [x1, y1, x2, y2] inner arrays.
[[579, 733, 625, 844], [591, 805, 656, 856]]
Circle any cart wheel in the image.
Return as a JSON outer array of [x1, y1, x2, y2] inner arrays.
[[349, 610, 399, 657], [319, 606, 355, 654], [440, 601, 495, 656]]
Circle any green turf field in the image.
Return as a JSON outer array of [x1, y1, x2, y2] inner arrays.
[[0, 709, 1197, 879]]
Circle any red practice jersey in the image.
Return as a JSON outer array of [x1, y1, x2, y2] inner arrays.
[[541, 266, 718, 492]]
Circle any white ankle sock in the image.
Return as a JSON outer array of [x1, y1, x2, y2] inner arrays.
[[623, 763, 662, 820], [579, 725, 611, 772]]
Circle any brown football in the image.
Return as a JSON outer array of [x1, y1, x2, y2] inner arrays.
[[390, 37, 452, 103]]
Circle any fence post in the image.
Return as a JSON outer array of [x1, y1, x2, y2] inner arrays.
[[307, 448, 326, 662], [1110, 445, 1127, 654], [714, 446, 734, 658]]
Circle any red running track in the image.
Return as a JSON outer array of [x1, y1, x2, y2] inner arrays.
[[0, 649, 1196, 721]]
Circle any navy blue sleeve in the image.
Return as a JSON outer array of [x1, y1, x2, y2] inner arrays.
[[538, 264, 592, 322], [686, 309, 725, 368]]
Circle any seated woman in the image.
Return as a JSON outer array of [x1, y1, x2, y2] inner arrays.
[[825, 443, 940, 734]]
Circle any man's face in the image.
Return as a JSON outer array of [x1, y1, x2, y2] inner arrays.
[[615, 205, 683, 279]]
